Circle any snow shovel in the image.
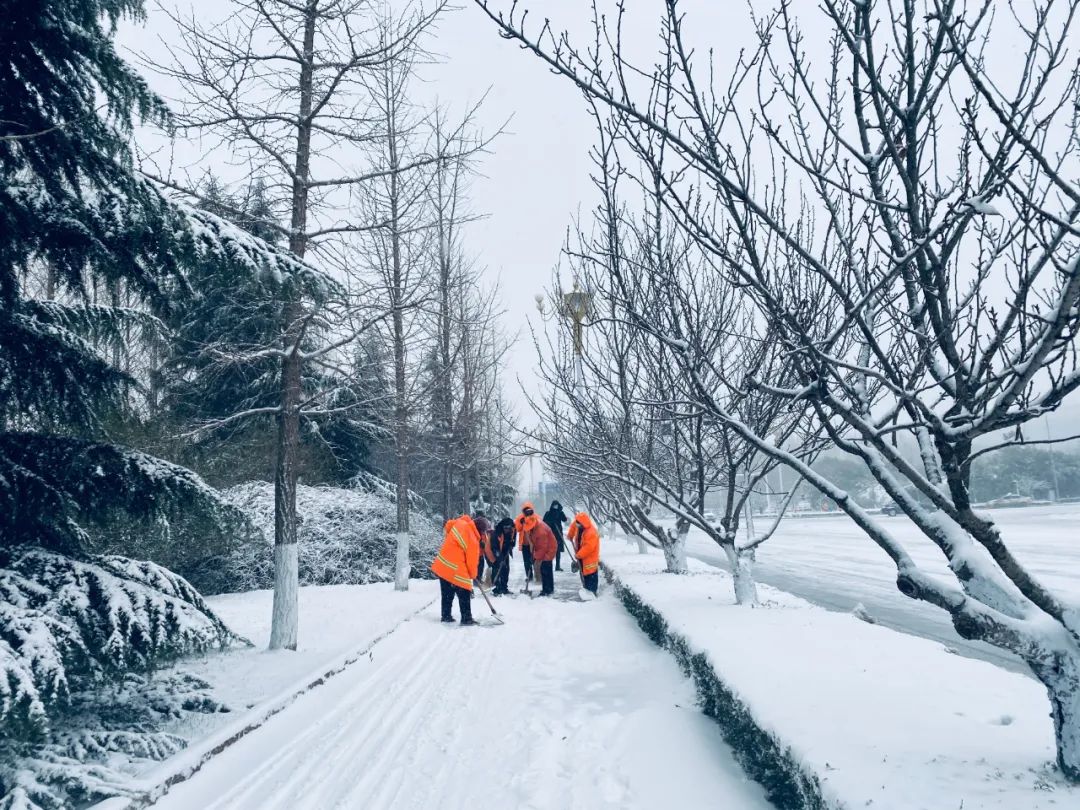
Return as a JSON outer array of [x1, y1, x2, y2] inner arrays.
[[474, 581, 505, 625]]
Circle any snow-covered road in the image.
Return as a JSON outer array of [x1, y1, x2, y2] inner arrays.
[[148, 571, 771, 810], [686, 503, 1080, 675]]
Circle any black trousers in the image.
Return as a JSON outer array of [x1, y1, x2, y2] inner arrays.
[[582, 571, 599, 595], [477, 556, 486, 582], [493, 557, 510, 593], [521, 546, 534, 578], [539, 560, 554, 595], [555, 543, 563, 570], [440, 578, 473, 621]]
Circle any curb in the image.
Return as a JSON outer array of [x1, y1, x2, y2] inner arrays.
[[91, 596, 436, 810], [601, 563, 832, 810]]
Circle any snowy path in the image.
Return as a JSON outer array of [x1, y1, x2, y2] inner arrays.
[[686, 503, 1080, 675], [149, 571, 771, 810]]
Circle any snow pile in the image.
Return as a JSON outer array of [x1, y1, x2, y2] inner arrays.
[[0, 549, 241, 810], [222, 482, 441, 591], [603, 546, 1080, 810]]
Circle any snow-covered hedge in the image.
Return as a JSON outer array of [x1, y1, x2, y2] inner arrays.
[[603, 566, 823, 810], [603, 548, 1078, 810], [222, 482, 442, 590]]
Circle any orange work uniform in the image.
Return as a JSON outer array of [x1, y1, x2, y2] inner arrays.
[[431, 515, 481, 591]]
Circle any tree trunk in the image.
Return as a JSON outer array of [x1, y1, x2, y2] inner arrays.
[[271, 306, 303, 650], [270, 0, 316, 650], [722, 542, 759, 606], [393, 311, 410, 591], [1026, 645, 1080, 780], [394, 529, 411, 591], [661, 526, 689, 573]]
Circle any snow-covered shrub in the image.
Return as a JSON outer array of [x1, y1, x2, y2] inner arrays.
[[97, 497, 263, 597], [222, 481, 442, 590], [0, 549, 241, 809], [604, 564, 825, 810]]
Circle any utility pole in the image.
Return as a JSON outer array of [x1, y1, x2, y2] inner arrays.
[[1046, 416, 1061, 501]]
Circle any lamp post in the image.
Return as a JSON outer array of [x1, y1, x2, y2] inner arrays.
[[560, 281, 593, 358]]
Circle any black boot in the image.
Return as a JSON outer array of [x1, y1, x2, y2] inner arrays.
[[441, 615, 455, 623]]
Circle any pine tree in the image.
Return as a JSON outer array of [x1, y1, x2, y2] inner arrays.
[[0, 2, 325, 805], [155, 176, 288, 484]]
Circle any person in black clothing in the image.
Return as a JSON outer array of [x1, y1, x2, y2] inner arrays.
[[543, 500, 569, 571], [488, 517, 515, 595]]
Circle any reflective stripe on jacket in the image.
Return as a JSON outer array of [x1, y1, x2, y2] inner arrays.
[[431, 515, 481, 590], [568, 512, 600, 574]]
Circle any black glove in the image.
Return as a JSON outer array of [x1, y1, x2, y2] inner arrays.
[[571, 561, 580, 574]]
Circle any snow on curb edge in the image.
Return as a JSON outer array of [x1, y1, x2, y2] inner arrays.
[[90, 597, 437, 810], [601, 563, 830, 810]]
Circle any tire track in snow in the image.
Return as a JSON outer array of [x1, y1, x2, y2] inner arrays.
[[213, 619, 455, 810], [299, 622, 469, 810], [160, 615, 448, 810], [354, 623, 494, 810]]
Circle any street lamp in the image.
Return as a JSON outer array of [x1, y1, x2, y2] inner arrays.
[[559, 281, 593, 357]]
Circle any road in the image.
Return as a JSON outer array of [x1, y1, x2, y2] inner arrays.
[[685, 503, 1080, 676], [149, 571, 771, 810]]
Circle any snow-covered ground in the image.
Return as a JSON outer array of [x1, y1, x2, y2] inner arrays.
[[605, 544, 1080, 809], [141, 570, 771, 810], [162, 583, 438, 744], [686, 502, 1080, 673]]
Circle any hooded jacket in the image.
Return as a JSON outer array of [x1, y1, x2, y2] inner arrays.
[[515, 502, 539, 550], [490, 517, 515, 561], [543, 501, 568, 540], [567, 512, 600, 575], [431, 515, 481, 590]]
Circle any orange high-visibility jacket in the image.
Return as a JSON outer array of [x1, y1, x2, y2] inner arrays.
[[431, 515, 481, 591], [527, 519, 558, 562], [568, 512, 600, 575], [515, 503, 538, 550]]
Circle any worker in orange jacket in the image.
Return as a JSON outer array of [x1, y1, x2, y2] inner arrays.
[[515, 502, 538, 580], [431, 515, 481, 625], [568, 512, 601, 596], [523, 513, 558, 596]]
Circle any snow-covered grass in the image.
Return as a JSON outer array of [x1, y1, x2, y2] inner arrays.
[[93, 581, 437, 809], [604, 542, 1080, 810], [220, 482, 442, 591]]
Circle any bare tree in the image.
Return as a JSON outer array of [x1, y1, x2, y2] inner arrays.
[[155, 0, 443, 647], [530, 123, 817, 600], [476, 0, 1080, 775]]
